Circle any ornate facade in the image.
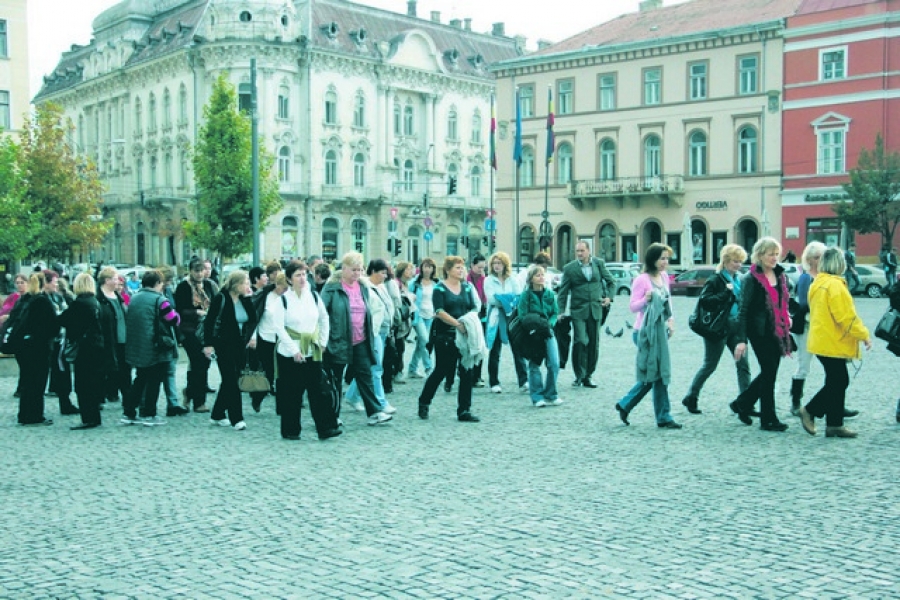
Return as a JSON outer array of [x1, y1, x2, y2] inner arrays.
[[35, 0, 521, 266]]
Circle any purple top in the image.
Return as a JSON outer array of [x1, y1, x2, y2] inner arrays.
[[629, 273, 673, 330], [343, 281, 366, 345]]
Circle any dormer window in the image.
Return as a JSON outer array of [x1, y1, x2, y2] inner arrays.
[[469, 54, 484, 68], [351, 28, 367, 44], [240, 11, 252, 23], [321, 22, 339, 39], [281, 15, 289, 27], [444, 49, 459, 64]]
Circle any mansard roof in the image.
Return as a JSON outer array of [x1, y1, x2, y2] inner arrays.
[[525, 0, 805, 61]]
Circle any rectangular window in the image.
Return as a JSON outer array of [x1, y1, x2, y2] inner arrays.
[[818, 129, 845, 174], [278, 95, 289, 119], [0, 91, 9, 130], [643, 68, 661, 105], [689, 62, 707, 100], [738, 55, 758, 95], [0, 21, 7, 58], [599, 74, 616, 111], [519, 85, 534, 118], [821, 47, 846, 81], [557, 80, 573, 115], [238, 83, 252, 113]]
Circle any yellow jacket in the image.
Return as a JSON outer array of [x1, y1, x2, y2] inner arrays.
[[807, 272, 869, 360]]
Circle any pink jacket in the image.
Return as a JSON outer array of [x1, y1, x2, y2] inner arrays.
[[629, 273, 673, 330]]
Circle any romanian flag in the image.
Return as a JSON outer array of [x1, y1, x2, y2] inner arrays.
[[513, 88, 522, 167], [546, 86, 555, 165], [489, 95, 497, 171]]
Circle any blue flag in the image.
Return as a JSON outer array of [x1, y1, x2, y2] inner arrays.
[[513, 88, 522, 167]]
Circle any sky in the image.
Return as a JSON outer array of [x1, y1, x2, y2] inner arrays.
[[26, 0, 689, 99]]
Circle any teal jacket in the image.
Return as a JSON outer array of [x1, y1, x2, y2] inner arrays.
[[516, 287, 559, 327]]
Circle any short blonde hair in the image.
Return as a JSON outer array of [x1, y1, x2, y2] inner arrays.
[[716, 244, 748, 272], [97, 266, 118, 287], [751, 237, 782, 266], [341, 251, 364, 269], [819, 247, 847, 276], [72, 273, 96, 296], [801, 241, 827, 272], [488, 251, 512, 279]]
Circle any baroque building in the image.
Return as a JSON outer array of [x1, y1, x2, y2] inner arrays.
[[34, 0, 521, 266], [492, 0, 802, 268], [0, 0, 28, 136]]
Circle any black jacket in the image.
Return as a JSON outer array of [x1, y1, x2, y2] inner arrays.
[[697, 271, 737, 314], [320, 277, 376, 365], [97, 290, 127, 368], [205, 292, 257, 352], [175, 278, 218, 334], [59, 294, 104, 354], [735, 264, 788, 344]]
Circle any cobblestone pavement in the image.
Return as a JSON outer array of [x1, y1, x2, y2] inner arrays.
[[1, 296, 898, 599]]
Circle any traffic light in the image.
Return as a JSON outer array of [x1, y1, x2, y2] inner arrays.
[[460, 236, 469, 247], [447, 175, 457, 195], [387, 238, 394, 253]]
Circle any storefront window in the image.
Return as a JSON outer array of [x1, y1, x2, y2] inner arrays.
[[806, 218, 841, 247]]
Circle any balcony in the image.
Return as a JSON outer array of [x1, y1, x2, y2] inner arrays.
[[568, 175, 685, 210]]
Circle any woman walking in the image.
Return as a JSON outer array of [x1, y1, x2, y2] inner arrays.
[[484, 251, 527, 394], [417, 256, 481, 422], [798, 248, 871, 438], [613, 244, 681, 429], [60, 273, 105, 429], [97, 267, 130, 405], [408, 258, 438, 379], [516, 265, 562, 407], [271, 261, 340, 441], [730, 237, 792, 432], [203, 270, 257, 431], [15, 271, 60, 426], [681, 244, 751, 414], [788, 242, 825, 415]]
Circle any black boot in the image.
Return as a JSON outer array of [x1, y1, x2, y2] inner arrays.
[[790, 379, 804, 416], [681, 395, 701, 414]]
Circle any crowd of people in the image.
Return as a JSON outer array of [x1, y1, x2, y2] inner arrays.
[[3, 236, 893, 438]]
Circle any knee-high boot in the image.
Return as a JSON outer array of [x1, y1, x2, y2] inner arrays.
[[790, 378, 804, 415]]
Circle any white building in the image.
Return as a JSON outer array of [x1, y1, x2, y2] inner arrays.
[[35, 0, 521, 266]]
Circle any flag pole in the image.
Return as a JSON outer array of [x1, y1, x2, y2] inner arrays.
[[541, 85, 555, 255], [512, 87, 523, 263], [489, 94, 497, 256]]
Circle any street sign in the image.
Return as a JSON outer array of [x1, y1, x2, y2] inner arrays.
[[485, 219, 496, 232], [423, 231, 434, 241], [423, 217, 433, 228]]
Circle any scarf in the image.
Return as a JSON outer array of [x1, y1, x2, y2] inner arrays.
[[191, 279, 210, 310], [750, 266, 792, 357]]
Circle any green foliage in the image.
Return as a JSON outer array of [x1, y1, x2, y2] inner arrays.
[[19, 102, 111, 261], [188, 74, 282, 260], [0, 133, 35, 260], [834, 134, 900, 248]]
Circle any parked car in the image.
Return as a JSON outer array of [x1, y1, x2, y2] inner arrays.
[[852, 264, 887, 298], [604, 262, 641, 296], [670, 266, 718, 296]]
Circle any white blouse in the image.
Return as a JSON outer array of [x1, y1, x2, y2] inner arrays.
[[270, 288, 329, 358]]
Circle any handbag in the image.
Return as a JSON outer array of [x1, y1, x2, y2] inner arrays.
[[874, 307, 900, 345], [688, 298, 730, 339], [239, 369, 270, 393], [62, 336, 79, 363]]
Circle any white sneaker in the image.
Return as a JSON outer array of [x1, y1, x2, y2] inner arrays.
[[534, 400, 547, 407], [233, 421, 247, 431], [519, 384, 529, 393], [491, 385, 502, 394], [139, 416, 167, 426], [352, 401, 365, 412], [408, 371, 424, 379], [211, 418, 231, 427], [549, 398, 564, 406], [395, 372, 407, 383], [382, 404, 397, 414], [367, 412, 393, 426]]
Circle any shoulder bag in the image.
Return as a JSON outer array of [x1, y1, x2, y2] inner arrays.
[[875, 307, 900, 345], [688, 276, 731, 340], [238, 348, 270, 393]]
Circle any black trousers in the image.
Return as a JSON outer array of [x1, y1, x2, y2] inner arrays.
[[182, 333, 212, 409], [249, 338, 277, 403], [74, 355, 104, 425], [49, 340, 75, 410], [805, 356, 849, 427], [105, 343, 131, 403], [571, 314, 600, 382], [131, 362, 167, 418], [276, 355, 336, 437], [734, 336, 782, 425], [326, 343, 380, 417], [212, 346, 245, 425], [17, 343, 51, 424], [487, 336, 528, 388], [419, 337, 473, 417]]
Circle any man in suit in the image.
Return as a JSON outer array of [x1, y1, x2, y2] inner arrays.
[[556, 241, 615, 388]]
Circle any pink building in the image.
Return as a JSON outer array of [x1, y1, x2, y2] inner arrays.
[[781, 0, 900, 261]]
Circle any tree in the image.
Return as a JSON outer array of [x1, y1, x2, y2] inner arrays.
[[833, 133, 900, 249], [19, 102, 111, 261], [0, 133, 36, 261], [187, 73, 282, 259]]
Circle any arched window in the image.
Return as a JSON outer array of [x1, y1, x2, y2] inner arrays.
[[689, 131, 707, 176], [278, 146, 291, 182], [557, 142, 573, 184], [324, 90, 337, 125], [520, 146, 535, 187], [179, 84, 188, 123], [77, 115, 85, 151], [403, 103, 414, 135], [470, 166, 482, 197], [471, 112, 482, 144], [351, 218, 366, 254], [325, 150, 338, 185], [150, 155, 158, 188], [393, 99, 401, 135], [135, 221, 146, 265], [407, 226, 421, 264], [447, 109, 458, 140], [353, 92, 365, 128], [353, 153, 366, 187], [600, 139, 616, 181], [179, 149, 188, 188], [322, 217, 339, 261], [278, 86, 289, 119], [163, 88, 171, 128], [402, 159, 414, 191], [518, 225, 535, 265], [148, 93, 157, 131], [738, 126, 758, 173], [164, 151, 172, 186], [281, 216, 299, 258], [644, 134, 661, 177]]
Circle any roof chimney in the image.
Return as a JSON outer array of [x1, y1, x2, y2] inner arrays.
[[537, 39, 553, 50], [407, 0, 417, 17], [513, 34, 526, 54], [639, 0, 663, 11], [430, 11, 440, 23], [449, 18, 462, 28], [491, 22, 506, 37], [464, 18, 472, 31]]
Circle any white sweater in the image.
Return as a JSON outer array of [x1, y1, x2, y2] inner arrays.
[[270, 288, 329, 358]]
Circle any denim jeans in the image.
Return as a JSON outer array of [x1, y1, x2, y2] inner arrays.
[[792, 327, 812, 380], [164, 356, 179, 407], [409, 317, 433, 374], [616, 332, 673, 424], [346, 330, 387, 409], [528, 336, 560, 403], [687, 320, 750, 399], [488, 336, 528, 387]]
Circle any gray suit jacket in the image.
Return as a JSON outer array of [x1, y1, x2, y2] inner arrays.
[[556, 257, 615, 321]]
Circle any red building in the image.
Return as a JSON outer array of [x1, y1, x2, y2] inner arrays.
[[781, 0, 900, 261]]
